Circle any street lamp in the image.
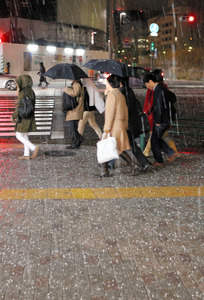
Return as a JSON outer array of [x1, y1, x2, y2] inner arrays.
[[46, 46, 56, 53], [27, 44, 39, 52], [76, 49, 85, 56], [64, 47, 73, 54]]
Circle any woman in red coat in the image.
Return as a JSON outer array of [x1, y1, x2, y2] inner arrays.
[[143, 89, 154, 156]]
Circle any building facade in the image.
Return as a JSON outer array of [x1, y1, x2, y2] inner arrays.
[[107, 0, 167, 65], [0, 0, 107, 51], [147, 0, 204, 79]]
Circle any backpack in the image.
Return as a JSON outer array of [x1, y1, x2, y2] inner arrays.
[[168, 90, 177, 104], [167, 90, 177, 122], [18, 95, 34, 119]]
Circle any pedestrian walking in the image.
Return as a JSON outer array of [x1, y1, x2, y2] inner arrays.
[[37, 62, 49, 87], [143, 69, 179, 157], [143, 73, 178, 166], [4, 62, 10, 74], [97, 74, 135, 178], [63, 79, 84, 149], [119, 77, 151, 172], [78, 84, 102, 139], [11, 75, 39, 159]]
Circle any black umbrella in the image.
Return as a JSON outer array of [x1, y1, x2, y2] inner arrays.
[[83, 59, 148, 80], [83, 59, 129, 77], [44, 63, 88, 80], [82, 59, 99, 70], [128, 66, 149, 79]]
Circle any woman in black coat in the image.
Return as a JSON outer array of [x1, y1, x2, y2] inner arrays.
[[119, 77, 151, 172]]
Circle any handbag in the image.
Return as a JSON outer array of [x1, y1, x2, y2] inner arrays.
[[97, 132, 119, 164], [62, 92, 78, 112]]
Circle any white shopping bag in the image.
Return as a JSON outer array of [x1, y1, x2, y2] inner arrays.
[[97, 132, 119, 164]]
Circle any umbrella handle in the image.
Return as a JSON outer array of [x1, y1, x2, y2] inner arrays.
[[141, 116, 145, 133]]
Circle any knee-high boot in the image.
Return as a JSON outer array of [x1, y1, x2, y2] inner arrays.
[[143, 138, 151, 157], [120, 151, 135, 165], [162, 133, 180, 156], [166, 139, 180, 156]]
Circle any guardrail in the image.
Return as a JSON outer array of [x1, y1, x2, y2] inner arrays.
[[169, 117, 204, 136]]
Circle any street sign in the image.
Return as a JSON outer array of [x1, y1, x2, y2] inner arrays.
[[150, 32, 158, 37], [124, 37, 130, 43], [123, 43, 131, 48], [149, 23, 159, 33]]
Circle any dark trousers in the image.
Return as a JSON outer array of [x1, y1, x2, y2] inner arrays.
[[39, 75, 48, 85], [65, 120, 83, 148], [128, 131, 150, 168], [151, 123, 175, 163]]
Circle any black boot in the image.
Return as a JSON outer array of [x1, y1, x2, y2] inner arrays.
[[66, 141, 80, 149], [120, 151, 135, 166], [99, 162, 109, 177]]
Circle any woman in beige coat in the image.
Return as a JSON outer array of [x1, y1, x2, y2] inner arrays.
[[99, 74, 134, 177], [63, 79, 84, 149]]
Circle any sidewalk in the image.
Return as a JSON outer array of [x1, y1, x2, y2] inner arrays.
[[0, 138, 204, 299], [0, 84, 204, 299]]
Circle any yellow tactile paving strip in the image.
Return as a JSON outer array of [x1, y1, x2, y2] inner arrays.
[[0, 186, 203, 200]]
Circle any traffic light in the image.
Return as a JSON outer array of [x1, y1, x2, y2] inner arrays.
[[179, 15, 195, 22], [151, 42, 154, 51], [188, 16, 195, 22]]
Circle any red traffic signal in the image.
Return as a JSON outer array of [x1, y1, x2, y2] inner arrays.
[[179, 15, 196, 22], [188, 16, 195, 22]]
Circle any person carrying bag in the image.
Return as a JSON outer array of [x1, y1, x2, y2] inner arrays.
[[63, 79, 84, 149], [97, 132, 119, 164], [96, 74, 135, 178]]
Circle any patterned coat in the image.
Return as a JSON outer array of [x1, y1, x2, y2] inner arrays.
[[12, 75, 37, 133], [103, 88, 130, 154]]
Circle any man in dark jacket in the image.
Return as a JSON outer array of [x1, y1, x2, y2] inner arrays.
[[143, 73, 177, 166], [63, 80, 84, 149], [119, 77, 151, 172]]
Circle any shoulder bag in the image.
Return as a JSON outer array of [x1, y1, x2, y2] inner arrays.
[[62, 92, 78, 112]]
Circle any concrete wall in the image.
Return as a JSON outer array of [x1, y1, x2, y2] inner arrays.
[[1, 43, 109, 83], [57, 0, 107, 32]]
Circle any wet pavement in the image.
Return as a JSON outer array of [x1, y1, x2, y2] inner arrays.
[[0, 85, 204, 300]]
